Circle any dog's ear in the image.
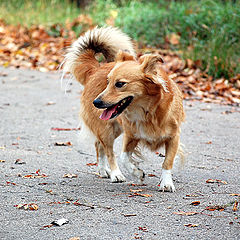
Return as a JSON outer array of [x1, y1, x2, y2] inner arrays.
[[116, 50, 135, 62], [139, 54, 168, 92], [139, 54, 164, 72]]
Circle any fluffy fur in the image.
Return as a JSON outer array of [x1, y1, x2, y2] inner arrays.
[[63, 26, 185, 191]]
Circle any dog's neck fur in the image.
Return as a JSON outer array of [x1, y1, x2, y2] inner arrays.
[[122, 90, 173, 142]]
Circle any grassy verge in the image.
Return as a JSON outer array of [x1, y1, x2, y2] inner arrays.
[[0, 0, 81, 26], [0, 0, 239, 79]]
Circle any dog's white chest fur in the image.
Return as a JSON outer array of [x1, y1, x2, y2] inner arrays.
[[134, 124, 152, 141]]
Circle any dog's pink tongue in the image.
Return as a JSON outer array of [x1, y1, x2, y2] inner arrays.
[[99, 105, 117, 120]]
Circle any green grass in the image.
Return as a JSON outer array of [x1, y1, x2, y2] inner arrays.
[[0, 0, 239, 79], [0, 0, 81, 26]]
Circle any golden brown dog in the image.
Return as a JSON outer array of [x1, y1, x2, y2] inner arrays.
[[63, 27, 185, 191]]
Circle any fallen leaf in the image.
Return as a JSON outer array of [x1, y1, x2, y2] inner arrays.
[[15, 203, 38, 211], [173, 211, 198, 216], [129, 193, 152, 198], [206, 205, 224, 211], [206, 179, 227, 184], [6, 181, 16, 185], [15, 159, 26, 164], [123, 213, 137, 217], [206, 141, 212, 144], [51, 127, 80, 131], [128, 183, 147, 187], [233, 201, 238, 212], [184, 224, 199, 227], [191, 201, 200, 206], [130, 189, 143, 193], [46, 101, 56, 105], [86, 162, 98, 166], [230, 193, 240, 196], [23, 169, 47, 178], [138, 226, 148, 232], [0, 160, 5, 162], [54, 141, 72, 146], [63, 173, 78, 178], [148, 174, 157, 177], [40, 224, 54, 230], [169, 33, 180, 45], [46, 190, 55, 195]]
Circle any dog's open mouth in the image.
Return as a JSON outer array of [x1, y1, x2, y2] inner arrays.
[[100, 96, 133, 120]]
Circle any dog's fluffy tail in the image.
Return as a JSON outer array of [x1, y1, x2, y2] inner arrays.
[[62, 26, 136, 85]]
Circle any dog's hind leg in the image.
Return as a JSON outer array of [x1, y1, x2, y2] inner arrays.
[[95, 141, 110, 178], [159, 134, 180, 192], [121, 135, 145, 182]]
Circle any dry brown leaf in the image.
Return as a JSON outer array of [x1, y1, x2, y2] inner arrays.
[[6, 181, 16, 185], [0, 160, 5, 162], [15, 203, 38, 211], [173, 211, 198, 216], [86, 162, 98, 166], [148, 174, 157, 177], [169, 33, 180, 45], [230, 193, 240, 196], [23, 169, 47, 178], [206, 179, 227, 184], [51, 127, 81, 131], [233, 201, 238, 212], [191, 201, 200, 206], [206, 205, 224, 211], [63, 173, 78, 178], [123, 213, 137, 217], [130, 189, 143, 193], [138, 226, 148, 232], [54, 141, 72, 146], [184, 224, 199, 227]]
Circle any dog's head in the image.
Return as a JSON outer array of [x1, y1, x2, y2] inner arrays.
[[93, 51, 169, 120]]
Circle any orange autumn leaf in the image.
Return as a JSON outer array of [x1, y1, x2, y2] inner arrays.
[[206, 179, 227, 184], [173, 211, 198, 216], [233, 201, 238, 212]]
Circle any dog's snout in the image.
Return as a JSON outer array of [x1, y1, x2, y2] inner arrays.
[[93, 98, 104, 108]]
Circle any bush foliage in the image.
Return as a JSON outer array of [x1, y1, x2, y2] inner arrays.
[[90, 0, 240, 79]]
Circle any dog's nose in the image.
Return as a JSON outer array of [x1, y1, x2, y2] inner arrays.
[[93, 98, 104, 108]]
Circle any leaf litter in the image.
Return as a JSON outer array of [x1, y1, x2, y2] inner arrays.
[[0, 19, 239, 106], [22, 169, 47, 178], [14, 203, 39, 211]]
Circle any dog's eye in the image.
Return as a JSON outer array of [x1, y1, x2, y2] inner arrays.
[[115, 82, 126, 88]]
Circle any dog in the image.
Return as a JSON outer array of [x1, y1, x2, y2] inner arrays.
[[63, 26, 185, 192]]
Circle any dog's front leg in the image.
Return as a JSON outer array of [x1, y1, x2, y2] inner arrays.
[[104, 146, 126, 183], [159, 134, 180, 192], [95, 141, 111, 178], [121, 135, 145, 182]]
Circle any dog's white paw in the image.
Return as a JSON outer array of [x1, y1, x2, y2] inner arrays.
[[159, 169, 175, 192], [110, 169, 126, 183], [98, 166, 110, 178]]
